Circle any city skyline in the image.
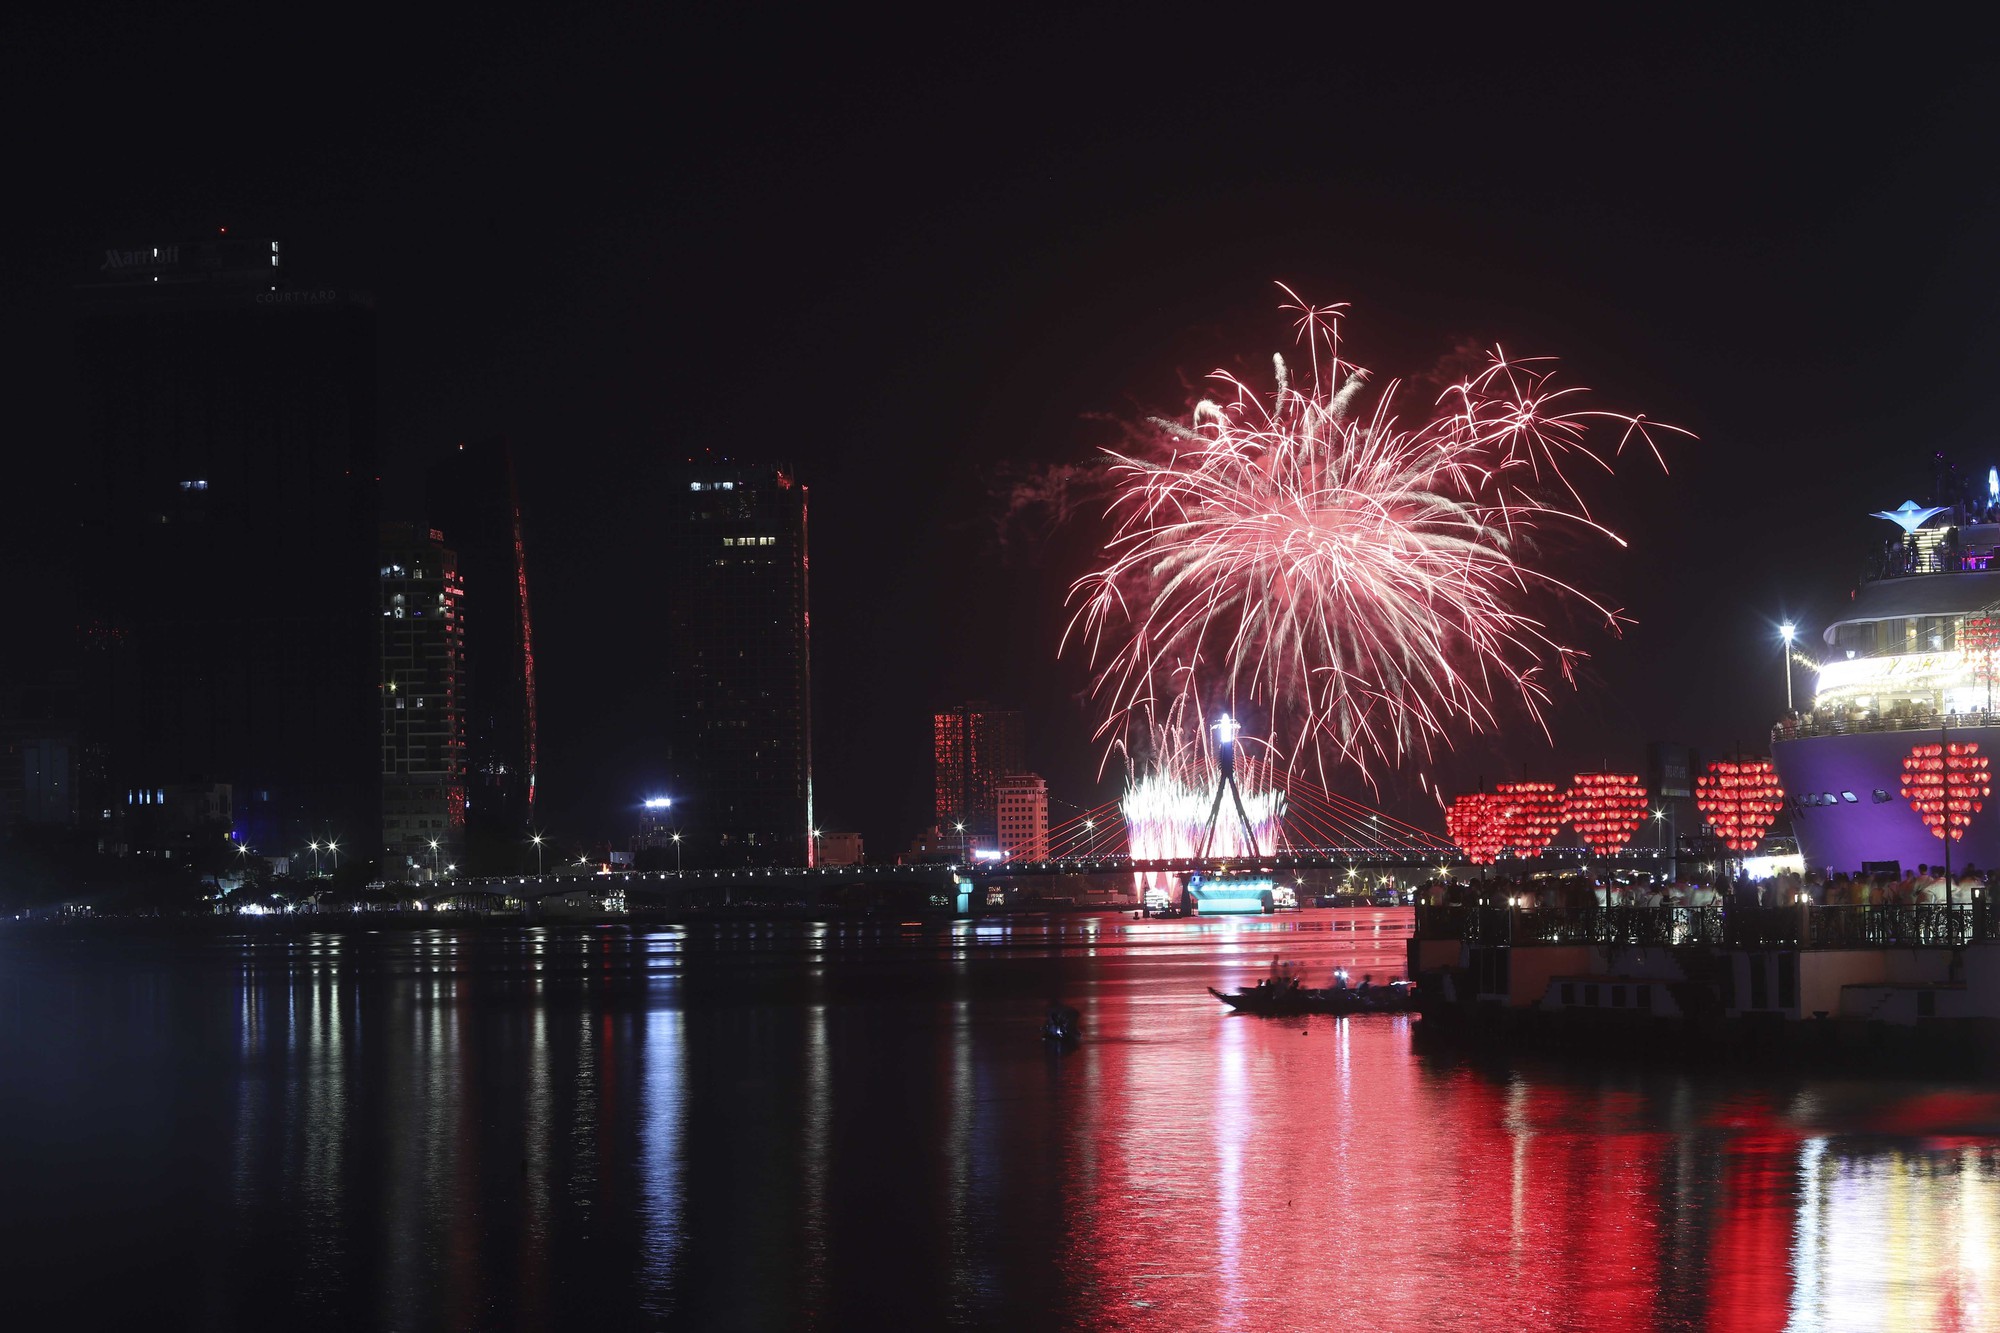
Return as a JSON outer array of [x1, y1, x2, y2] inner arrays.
[[11, 12, 2000, 858]]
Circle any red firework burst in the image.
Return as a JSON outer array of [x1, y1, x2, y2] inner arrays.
[[1066, 290, 1685, 783]]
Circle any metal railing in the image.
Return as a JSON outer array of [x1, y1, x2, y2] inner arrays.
[[1415, 902, 1996, 948], [1776, 709, 2000, 743]]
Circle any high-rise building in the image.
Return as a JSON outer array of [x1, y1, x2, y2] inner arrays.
[[932, 702, 1025, 848], [75, 237, 379, 856], [995, 773, 1049, 860], [424, 439, 539, 873], [661, 464, 812, 866], [380, 524, 465, 880]]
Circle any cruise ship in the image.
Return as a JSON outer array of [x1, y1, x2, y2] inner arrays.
[[1775, 491, 2000, 875]]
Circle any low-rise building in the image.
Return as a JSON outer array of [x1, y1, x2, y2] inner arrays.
[[996, 772, 1049, 860]]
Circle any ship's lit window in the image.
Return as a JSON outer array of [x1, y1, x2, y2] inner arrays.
[[1823, 793, 1836, 806], [1842, 791, 1858, 803]]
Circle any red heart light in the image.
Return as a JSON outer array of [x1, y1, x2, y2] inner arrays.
[[1562, 773, 1648, 854], [1492, 781, 1563, 857], [1901, 741, 1993, 842], [1695, 758, 1785, 853], [1446, 792, 1507, 865]]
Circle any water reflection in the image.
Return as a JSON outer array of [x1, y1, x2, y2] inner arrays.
[[640, 1007, 686, 1320], [2, 917, 2000, 1329]]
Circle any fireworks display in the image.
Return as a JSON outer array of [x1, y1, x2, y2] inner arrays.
[[1069, 291, 1683, 793], [1117, 708, 1285, 890]]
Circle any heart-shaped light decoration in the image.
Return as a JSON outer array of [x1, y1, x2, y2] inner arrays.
[[1695, 759, 1785, 853], [1492, 781, 1563, 857], [1446, 792, 1507, 865], [1901, 741, 1992, 841], [1562, 773, 1648, 854]]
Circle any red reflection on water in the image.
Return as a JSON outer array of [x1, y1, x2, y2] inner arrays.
[[1052, 932, 1746, 1332], [1708, 1132, 1798, 1333]]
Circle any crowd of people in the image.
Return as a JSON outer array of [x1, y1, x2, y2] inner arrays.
[[1418, 864, 1989, 911]]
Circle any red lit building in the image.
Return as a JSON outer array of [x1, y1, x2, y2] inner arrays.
[[932, 703, 1025, 850]]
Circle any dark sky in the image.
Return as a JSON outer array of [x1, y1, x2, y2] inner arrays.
[[12, 7, 2000, 852]]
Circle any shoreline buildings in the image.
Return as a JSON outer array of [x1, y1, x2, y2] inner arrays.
[[74, 236, 379, 856], [424, 439, 539, 874], [661, 464, 813, 867], [931, 702, 1024, 853], [379, 524, 465, 880], [995, 772, 1049, 860]]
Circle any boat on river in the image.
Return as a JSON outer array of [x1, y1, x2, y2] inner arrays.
[[1208, 975, 1414, 1015]]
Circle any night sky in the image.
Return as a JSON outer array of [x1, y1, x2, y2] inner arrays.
[[12, 8, 2000, 854]]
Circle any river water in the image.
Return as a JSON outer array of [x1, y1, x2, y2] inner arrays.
[[2, 909, 1997, 1331]]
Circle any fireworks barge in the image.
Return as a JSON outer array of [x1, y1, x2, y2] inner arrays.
[[1408, 902, 2000, 1072]]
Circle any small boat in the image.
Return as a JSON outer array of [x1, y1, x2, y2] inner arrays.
[[1208, 974, 1418, 1016], [1209, 977, 1362, 1015], [1043, 1002, 1082, 1044]]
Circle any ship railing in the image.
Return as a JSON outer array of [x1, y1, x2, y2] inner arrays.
[[1775, 709, 2000, 743], [1804, 902, 1991, 948], [1416, 902, 1998, 948]]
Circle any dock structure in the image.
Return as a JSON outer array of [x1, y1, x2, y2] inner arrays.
[[1411, 901, 2000, 1033]]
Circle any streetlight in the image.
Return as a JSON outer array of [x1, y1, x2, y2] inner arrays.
[[670, 832, 682, 875], [1084, 817, 1096, 857], [811, 827, 822, 866], [954, 821, 968, 862], [328, 840, 340, 872], [429, 838, 441, 882], [1779, 622, 1797, 712], [308, 841, 322, 876], [531, 833, 545, 876]]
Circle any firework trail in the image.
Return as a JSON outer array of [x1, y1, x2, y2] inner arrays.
[[1068, 289, 1685, 786]]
